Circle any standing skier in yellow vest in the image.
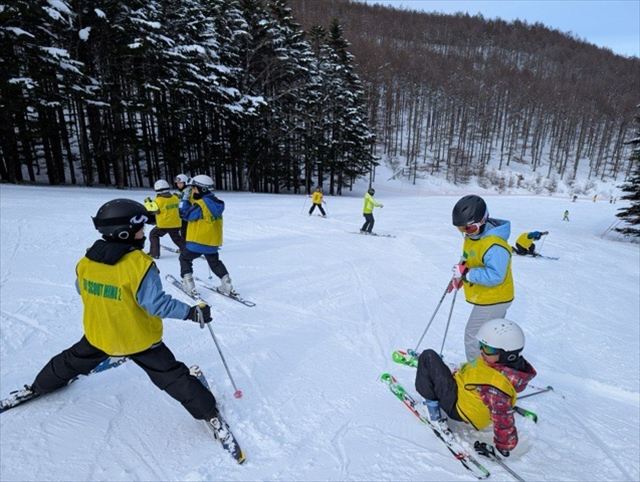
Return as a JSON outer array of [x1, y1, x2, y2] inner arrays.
[[146, 179, 186, 259], [179, 175, 235, 297], [449, 195, 514, 361], [20, 199, 228, 431], [361, 188, 383, 234], [414, 319, 536, 457], [308, 187, 327, 217]]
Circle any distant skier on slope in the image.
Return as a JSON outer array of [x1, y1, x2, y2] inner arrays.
[[449, 195, 514, 361], [414, 319, 536, 457], [563, 210, 570, 221], [146, 179, 186, 259], [308, 186, 327, 217], [179, 175, 236, 297], [6, 199, 224, 428], [360, 187, 383, 234], [512, 230, 548, 256]]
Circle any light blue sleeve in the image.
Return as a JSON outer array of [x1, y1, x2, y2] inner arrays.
[[467, 245, 511, 287], [136, 265, 191, 320]]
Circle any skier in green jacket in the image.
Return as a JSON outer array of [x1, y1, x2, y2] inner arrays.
[[360, 188, 383, 234]]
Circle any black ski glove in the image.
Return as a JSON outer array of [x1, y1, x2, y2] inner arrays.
[[185, 303, 212, 324]]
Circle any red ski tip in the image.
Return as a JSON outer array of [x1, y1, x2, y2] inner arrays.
[[234, 390, 243, 399]]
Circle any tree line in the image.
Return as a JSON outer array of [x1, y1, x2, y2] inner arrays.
[[1, 0, 374, 194], [291, 0, 640, 186]]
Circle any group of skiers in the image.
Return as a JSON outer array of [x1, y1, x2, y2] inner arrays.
[[307, 185, 385, 235], [6, 174, 245, 442], [143, 174, 236, 298], [413, 194, 542, 457], [6, 184, 549, 464]]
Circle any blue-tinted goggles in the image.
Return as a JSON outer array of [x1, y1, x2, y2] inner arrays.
[[479, 342, 499, 355]]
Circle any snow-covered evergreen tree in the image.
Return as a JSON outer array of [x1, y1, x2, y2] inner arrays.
[[615, 108, 640, 237]]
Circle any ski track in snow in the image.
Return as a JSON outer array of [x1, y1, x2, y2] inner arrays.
[[1, 185, 639, 481]]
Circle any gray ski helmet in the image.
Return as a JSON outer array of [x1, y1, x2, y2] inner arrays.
[[368, 188, 375, 196], [452, 195, 487, 226], [92, 199, 150, 240]]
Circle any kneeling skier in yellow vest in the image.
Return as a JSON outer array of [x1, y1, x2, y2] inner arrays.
[[178, 174, 236, 297], [21, 199, 234, 436], [512, 231, 548, 256], [146, 179, 186, 259], [449, 195, 514, 361], [414, 319, 536, 457]]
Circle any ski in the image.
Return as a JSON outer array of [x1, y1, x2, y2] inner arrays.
[[1, 356, 128, 414], [189, 365, 246, 465], [391, 350, 538, 422], [161, 244, 181, 254], [392, 349, 419, 367], [380, 372, 490, 479], [533, 254, 559, 260], [194, 277, 256, 307], [349, 231, 396, 238], [474, 441, 524, 481]]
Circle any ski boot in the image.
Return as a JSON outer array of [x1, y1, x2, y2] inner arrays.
[[181, 273, 199, 297]]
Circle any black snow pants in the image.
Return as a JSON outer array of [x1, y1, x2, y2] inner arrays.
[[513, 243, 535, 256], [148, 227, 186, 258], [179, 248, 228, 280], [308, 203, 326, 216], [415, 349, 463, 421], [361, 213, 374, 233], [32, 336, 218, 420]]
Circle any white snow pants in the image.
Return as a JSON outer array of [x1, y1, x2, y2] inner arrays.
[[464, 301, 512, 361]]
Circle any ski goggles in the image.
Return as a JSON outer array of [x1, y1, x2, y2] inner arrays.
[[457, 222, 482, 235], [479, 342, 499, 355]]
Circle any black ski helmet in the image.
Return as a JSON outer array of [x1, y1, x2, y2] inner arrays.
[[368, 188, 375, 196], [92, 199, 150, 240], [452, 195, 487, 226]]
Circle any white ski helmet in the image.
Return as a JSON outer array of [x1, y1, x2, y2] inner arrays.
[[154, 179, 171, 192], [190, 174, 214, 193], [174, 174, 189, 184], [477, 319, 524, 362]]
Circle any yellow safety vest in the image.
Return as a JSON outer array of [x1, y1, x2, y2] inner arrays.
[[515, 232, 533, 250], [363, 193, 380, 214], [144, 198, 159, 212], [186, 198, 223, 247], [312, 191, 323, 204], [76, 250, 162, 356], [155, 194, 181, 229], [462, 234, 514, 305], [454, 357, 517, 430]]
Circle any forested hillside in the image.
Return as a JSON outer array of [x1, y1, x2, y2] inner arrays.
[[292, 0, 640, 189], [2, 0, 638, 193], [1, 0, 373, 193]]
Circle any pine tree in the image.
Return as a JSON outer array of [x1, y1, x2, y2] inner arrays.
[[615, 108, 640, 237]]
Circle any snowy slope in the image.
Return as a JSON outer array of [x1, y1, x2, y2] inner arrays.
[[1, 184, 638, 481]]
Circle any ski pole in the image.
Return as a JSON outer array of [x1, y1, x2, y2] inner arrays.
[[439, 288, 458, 356], [474, 442, 525, 481], [208, 265, 213, 280], [414, 281, 451, 352], [518, 385, 554, 400], [538, 234, 547, 254], [299, 196, 308, 214], [199, 316, 243, 399]]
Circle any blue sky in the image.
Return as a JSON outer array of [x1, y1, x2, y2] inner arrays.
[[361, 1, 640, 57]]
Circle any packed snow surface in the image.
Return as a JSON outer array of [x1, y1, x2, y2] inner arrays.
[[1, 184, 638, 481]]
